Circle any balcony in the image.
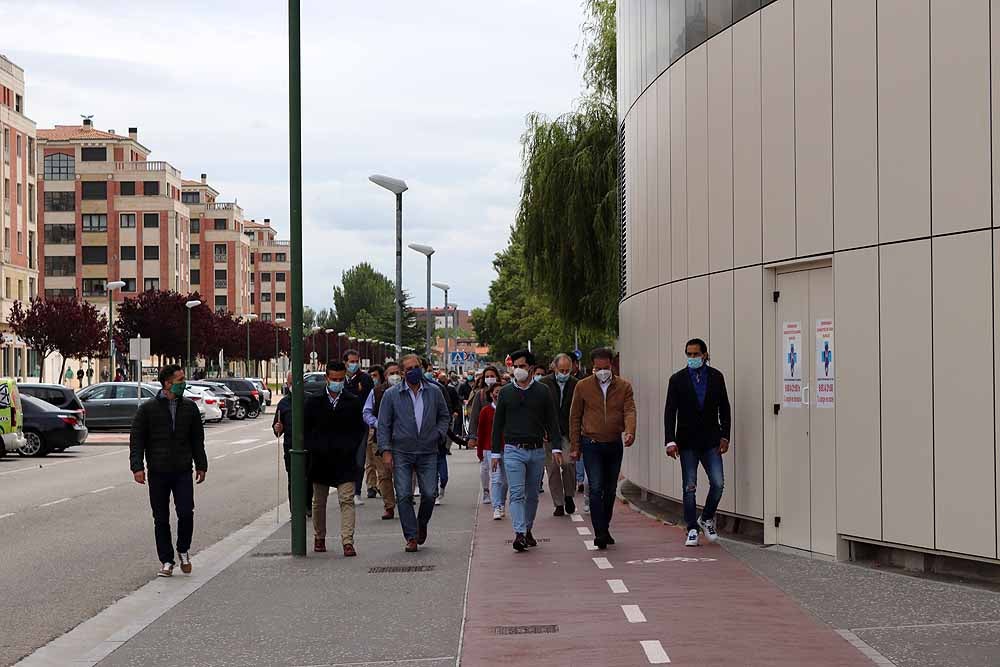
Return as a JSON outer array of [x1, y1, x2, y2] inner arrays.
[[115, 161, 181, 178], [214, 280, 227, 289], [253, 239, 290, 248], [213, 253, 228, 264], [206, 202, 241, 212]]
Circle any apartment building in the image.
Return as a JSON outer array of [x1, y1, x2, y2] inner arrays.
[[37, 119, 190, 304], [0, 55, 39, 377], [245, 218, 289, 323], [182, 175, 251, 315]]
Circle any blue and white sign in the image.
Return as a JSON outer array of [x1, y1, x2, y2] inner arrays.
[[450, 351, 478, 365]]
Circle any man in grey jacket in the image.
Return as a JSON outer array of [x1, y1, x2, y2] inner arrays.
[[377, 353, 451, 552]]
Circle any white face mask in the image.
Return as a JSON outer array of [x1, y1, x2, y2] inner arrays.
[[387, 373, 402, 386], [595, 369, 613, 383], [512, 367, 530, 383], [484, 377, 497, 387]]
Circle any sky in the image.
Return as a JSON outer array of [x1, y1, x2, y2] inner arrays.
[[1, 0, 588, 314]]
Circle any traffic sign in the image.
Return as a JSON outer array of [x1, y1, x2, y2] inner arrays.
[[129, 337, 150, 361], [310, 351, 318, 360]]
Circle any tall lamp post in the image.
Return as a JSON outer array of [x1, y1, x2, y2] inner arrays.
[[408, 243, 435, 362], [105, 281, 126, 380], [432, 282, 450, 373], [324, 328, 334, 364], [185, 299, 202, 376], [369, 174, 408, 360], [337, 331, 346, 361], [244, 313, 257, 377], [311, 326, 321, 371], [275, 317, 286, 390]]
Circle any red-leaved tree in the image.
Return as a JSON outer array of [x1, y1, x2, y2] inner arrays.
[[9, 297, 108, 379]]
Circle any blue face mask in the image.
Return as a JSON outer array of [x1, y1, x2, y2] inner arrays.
[[687, 357, 704, 370], [555, 372, 570, 383], [424, 371, 435, 382], [405, 368, 424, 385], [346, 362, 359, 374], [328, 380, 344, 394]]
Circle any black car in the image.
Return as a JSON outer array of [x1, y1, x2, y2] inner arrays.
[[303, 372, 327, 397], [190, 381, 241, 420], [19, 394, 89, 457], [18, 383, 86, 424], [215, 378, 262, 419]]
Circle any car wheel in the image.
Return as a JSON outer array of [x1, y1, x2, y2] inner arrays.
[[19, 431, 47, 457], [235, 403, 247, 420], [247, 405, 260, 419]]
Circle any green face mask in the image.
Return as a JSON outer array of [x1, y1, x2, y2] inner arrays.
[[170, 381, 187, 397]]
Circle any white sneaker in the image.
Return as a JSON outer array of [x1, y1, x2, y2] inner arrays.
[[354, 495, 364, 506], [438, 487, 446, 501], [698, 516, 719, 543], [434, 496, 442, 506], [493, 507, 503, 520], [482, 490, 491, 504], [685, 528, 700, 547], [157, 562, 174, 577], [583, 498, 590, 514], [500, 506, 506, 518]]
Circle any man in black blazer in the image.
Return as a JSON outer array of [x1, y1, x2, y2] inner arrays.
[[305, 361, 368, 557], [663, 338, 731, 547]]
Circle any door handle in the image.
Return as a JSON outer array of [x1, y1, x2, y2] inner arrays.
[[103, 402, 112, 407], [802, 385, 809, 407]]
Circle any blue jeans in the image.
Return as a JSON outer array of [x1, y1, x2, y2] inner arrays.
[[680, 446, 725, 530], [575, 459, 586, 484], [437, 450, 449, 489], [490, 454, 509, 510], [580, 438, 623, 538], [503, 445, 545, 534], [391, 451, 439, 540]]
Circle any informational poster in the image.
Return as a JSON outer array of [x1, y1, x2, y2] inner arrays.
[[782, 322, 803, 408], [815, 319, 835, 409]]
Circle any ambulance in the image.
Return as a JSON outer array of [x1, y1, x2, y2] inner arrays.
[[0, 378, 26, 456]]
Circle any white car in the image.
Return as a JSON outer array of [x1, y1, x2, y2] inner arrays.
[[185, 385, 224, 423], [247, 378, 272, 407]]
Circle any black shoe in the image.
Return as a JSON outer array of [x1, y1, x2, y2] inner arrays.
[[564, 496, 576, 514], [418, 525, 428, 545], [577, 484, 585, 494], [594, 535, 608, 550], [553, 506, 565, 517], [512, 533, 528, 552], [605, 531, 615, 546], [366, 487, 378, 499], [525, 531, 538, 548]]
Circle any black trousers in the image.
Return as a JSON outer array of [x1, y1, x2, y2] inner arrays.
[[147, 471, 195, 565], [283, 447, 314, 509]]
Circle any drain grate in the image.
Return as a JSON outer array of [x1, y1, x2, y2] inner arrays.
[[368, 565, 436, 574], [250, 552, 293, 558], [493, 625, 559, 636], [504, 538, 551, 544]]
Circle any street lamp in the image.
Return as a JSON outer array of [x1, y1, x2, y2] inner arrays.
[[245, 313, 257, 377], [408, 243, 435, 361], [184, 299, 202, 376], [324, 328, 334, 364], [433, 282, 450, 374], [105, 281, 126, 380], [337, 331, 346, 361], [369, 174, 408, 360], [311, 326, 321, 371]]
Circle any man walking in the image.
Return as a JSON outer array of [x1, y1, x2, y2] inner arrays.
[[305, 361, 367, 556], [343, 348, 374, 506], [664, 338, 731, 547], [377, 354, 451, 552], [491, 349, 562, 552], [273, 371, 312, 514], [569, 348, 636, 550], [130, 364, 207, 577], [363, 361, 399, 519], [539, 353, 579, 516]]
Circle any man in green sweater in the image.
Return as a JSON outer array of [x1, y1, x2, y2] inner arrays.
[[491, 349, 562, 552]]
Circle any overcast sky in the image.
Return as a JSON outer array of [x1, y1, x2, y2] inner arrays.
[[2, 0, 586, 313]]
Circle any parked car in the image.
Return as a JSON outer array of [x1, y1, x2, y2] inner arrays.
[[18, 383, 86, 425], [247, 378, 272, 406], [0, 377, 25, 456], [18, 394, 88, 456], [77, 382, 159, 430], [215, 378, 262, 419], [188, 381, 239, 419], [184, 385, 224, 423], [303, 372, 327, 397]]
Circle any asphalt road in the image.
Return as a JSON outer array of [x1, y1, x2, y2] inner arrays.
[[0, 415, 287, 667]]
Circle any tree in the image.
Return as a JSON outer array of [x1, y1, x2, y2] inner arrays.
[[9, 297, 109, 379], [331, 263, 422, 348], [114, 290, 216, 363], [302, 306, 317, 331], [516, 0, 619, 333]]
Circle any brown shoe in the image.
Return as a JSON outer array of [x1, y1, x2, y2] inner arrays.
[[314, 537, 327, 553], [343, 544, 357, 557], [405, 539, 419, 553], [178, 553, 192, 574], [382, 509, 395, 520]]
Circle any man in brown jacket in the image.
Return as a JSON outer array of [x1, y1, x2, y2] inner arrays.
[[569, 347, 636, 549]]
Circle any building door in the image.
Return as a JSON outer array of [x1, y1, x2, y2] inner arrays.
[[774, 266, 836, 555]]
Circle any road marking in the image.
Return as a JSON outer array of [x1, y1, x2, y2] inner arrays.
[[592, 556, 613, 569], [39, 497, 71, 508], [571, 514, 584, 522], [584, 540, 598, 551], [640, 639, 671, 663], [234, 443, 270, 455], [230, 438, 259, 445], [0, 448, 125, 476], [576, 526, 592, 535], [213, 454, 228, 460], [622, 604, 647, 623], [607, 579, 629, 594], [91, 486, 115, 494], [0, 512, 14, 520]]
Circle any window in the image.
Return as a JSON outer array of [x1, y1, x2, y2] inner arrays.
[[82, 246, 108, 265], [119, 213, 136, 228], [732, 0, 760, 21], [214, 218, 227, 231], [28, 277, 35, 298], [15, 94, 22, 114], [44, 256, 75, 277], [17, 280, 23, 301], [122, 278, 137, 292], [275, 272, 286, 282], [182, 191, 200, 204], [119, 181, 136, 196], [16, 231, 22, 253], [214, 243, 227, 261], [28, 184, 34, 222], [276, 292, 286, 302], [276, 313, 285, 321], [249, 272, 254, 282], [190, 218, 200, 234], [214, 296, 227, 311], [261, 253, 272, 262], [250, 293, 255, 305], [214, 269, 227, 288], [261, 272, 271, 282], [81, 214, 108, 232], [44, 224, 75, 244], [16, 182, 21, 205], [28, 231, 34, 269], [43, 153, 74, 180], [143, 181, 160, 196], [5, 278, 10, 298], [80, 147, 107, 162], [275, 253, 287, 262], [261, 293, 272, 303], [143, 278, 159, 292], [45, 288, 77, 299], [82, 278, 107, 296], [250, 253, 255, 265], [81, 181, 107, 200], [44, 191, 74, 212], [142, 212, 159, 228], [190, 269, 201, 284], [262, 313, 271, 322], [143, 246, 159, 260], [27, 138, 35, 175], [190, 243, 200, 259], [120, 245, 136, 261]]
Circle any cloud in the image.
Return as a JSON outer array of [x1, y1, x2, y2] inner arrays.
[[2, 0, 586, 313]]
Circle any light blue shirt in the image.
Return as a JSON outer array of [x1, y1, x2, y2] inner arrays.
[[362, 392, 378, 428], [408, 383, 425, 432]]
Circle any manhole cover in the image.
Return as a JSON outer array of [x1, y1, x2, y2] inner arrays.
[[250, 552, 294, 558], [368, 565, 436, 574], [493, 625, 559, 636]]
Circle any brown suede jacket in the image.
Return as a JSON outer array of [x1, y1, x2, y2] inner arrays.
[[569, 374, 637, 455]]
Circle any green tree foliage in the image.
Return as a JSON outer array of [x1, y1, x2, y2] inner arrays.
[[331, 263, 421, 349]]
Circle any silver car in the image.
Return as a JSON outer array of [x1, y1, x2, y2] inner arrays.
[[77, 382, 160, 430]]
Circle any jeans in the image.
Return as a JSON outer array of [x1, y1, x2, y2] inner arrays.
[[391, 451, 439, 540], [479, 456, 490, 494], [147, 471, 195, 565], [437, 450, 449, 489], [581, 438, 623, 538], [575, 459, 586, 484], [490, 454, 509, 510], [680, 446, 725, 530], [503, 445, 545, 534]]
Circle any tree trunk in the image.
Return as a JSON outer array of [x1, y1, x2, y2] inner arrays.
[[37, 350, 47, 379], [58, 354, 67, 385]]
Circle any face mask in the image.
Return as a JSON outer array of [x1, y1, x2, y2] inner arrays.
[[328, 380, 344, 394], [534, 375, 543, 383], [555, 372, 570, 383], [424, 371, 436, 382], [170, 381, 187, 396], [387, 373, 402, 386], [512, 367, 530, 383], [405, 368, 424, 385], [595, 369, 612, 383], [467, 376, 474, 382], [687, 357, 704, 370], [347, 362, 359, 374], [484, 377, 497, 387]]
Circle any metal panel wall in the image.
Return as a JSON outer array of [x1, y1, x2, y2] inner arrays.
[[708, 30, 735, 273], [710, 271, 736, 513], [734, 265, 764, 518], [670, 65, 688, 281], [686, 46, 710, 277], [670, 281, 689, 495], [732, 13, 763, 267], [656, 77, 672, 284]]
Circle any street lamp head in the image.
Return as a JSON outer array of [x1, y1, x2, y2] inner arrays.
[[432, 282, 450, 292], [106, 281, 127, 291], [185, 300, 202, 309], [246, 313, 257, 320], [408, 243, 435, 257], [276, 318, 287, 324], [325, 329, 335, 334], [369, 174, 408, 195], [338, 331, 347, 336]]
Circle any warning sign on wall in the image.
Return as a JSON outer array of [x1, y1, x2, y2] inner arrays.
[[782, 321, 803, 408], [815, 318, 834, 409]]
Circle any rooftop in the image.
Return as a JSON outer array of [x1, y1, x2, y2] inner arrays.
[[0, 55, 24, 81], [37, 125, 129, 142]]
